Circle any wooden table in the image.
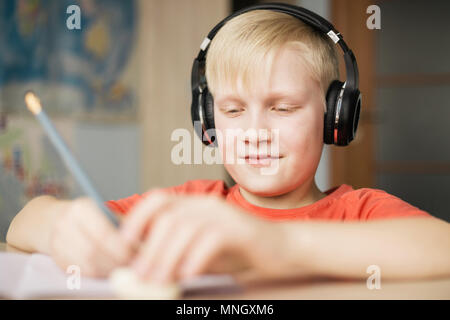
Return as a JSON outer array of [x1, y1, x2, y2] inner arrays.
[[1, 242, 449, 299]]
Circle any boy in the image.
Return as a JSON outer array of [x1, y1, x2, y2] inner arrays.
[[6, 8, 450, 284]]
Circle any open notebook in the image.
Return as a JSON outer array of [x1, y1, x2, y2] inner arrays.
[[0, 252, 241, 299]]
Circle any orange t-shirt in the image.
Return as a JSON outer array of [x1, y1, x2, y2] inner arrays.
[[105, 179, 432, 221]]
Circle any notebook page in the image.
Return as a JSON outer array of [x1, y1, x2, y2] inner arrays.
[[0, 252, 240, 299]]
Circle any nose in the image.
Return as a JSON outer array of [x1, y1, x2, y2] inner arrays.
[[241, 106, 271, 147]]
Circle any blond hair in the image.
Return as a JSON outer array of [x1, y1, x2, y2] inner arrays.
[[205, 10, 339, 100]]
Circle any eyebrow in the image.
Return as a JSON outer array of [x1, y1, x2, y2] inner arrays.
[[215, 91, 306, 105], [214, 96, 244, 105]]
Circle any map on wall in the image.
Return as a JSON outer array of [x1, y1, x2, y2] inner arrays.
[[0, 0, 137, 118], [0, 0, 137, 239]]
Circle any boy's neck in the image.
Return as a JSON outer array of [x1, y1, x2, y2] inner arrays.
[[238, 179, 326, 210]]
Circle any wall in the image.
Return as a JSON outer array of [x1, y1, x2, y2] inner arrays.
[[136, 0, 229, 191]]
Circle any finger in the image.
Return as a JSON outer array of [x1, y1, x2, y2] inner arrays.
[[131, 212, 177, 279], [120, 191, 173, 244], [178, 231, 227, 279], [151, 219, 204, 283], [74, 198, 133, 265]]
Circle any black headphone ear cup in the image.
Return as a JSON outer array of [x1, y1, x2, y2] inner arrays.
[[201, 87, 217, 147], [352, 90, 361, 140], [338, 88, 361, 146], [204, 89, 216, 132], [324, 80, 343, 145], [191, 87, 203, 142]]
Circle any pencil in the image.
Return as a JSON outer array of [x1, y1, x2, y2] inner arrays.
[[24, 91, 119, 227]]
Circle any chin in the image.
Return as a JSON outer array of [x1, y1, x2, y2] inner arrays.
[[232, 173, 293, 197]]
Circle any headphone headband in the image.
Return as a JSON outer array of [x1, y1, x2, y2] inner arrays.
[[194, 3, 359, 92]]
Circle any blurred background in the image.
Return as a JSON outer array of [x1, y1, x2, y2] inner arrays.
[[0, 0, 448, 240]]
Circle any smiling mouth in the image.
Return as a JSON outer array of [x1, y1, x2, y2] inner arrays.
[[239, 155, 283, 167], [243, 155, 281, 160]]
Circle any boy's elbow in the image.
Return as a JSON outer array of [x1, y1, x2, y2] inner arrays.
[[6, 213, 19, 246], [5, 222, 12, 244], [5, 202, 27, 246], [5, 195, 56, 248]]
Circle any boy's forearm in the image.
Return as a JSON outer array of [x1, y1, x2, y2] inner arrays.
[[6, 196, 70, 254], [283, 217, 450, 280]]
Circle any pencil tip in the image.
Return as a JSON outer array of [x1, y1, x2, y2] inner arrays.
[[24, 91, 42, 115]]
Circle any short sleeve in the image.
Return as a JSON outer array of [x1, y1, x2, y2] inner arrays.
[[351, 188, 433, 220], [105, 187, 177, 215], [105, 179, 228, 215], [105, 194, 145, 215]]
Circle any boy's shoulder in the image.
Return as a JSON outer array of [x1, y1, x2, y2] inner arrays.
[[336, 184, 432, 220], [168, 181, 433, 220], [106, 179, 228, 215]]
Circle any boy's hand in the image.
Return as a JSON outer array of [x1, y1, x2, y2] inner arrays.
[[120, 192, 292, 283], [48, 198, 134, 277]]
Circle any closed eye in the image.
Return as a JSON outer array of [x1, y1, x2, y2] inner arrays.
[[219, 106, 244, 117], [271, 105, 301, 113]]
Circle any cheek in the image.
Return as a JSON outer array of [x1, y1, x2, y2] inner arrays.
[[214, 115, 235, 161], [278, 111, 323, 156]]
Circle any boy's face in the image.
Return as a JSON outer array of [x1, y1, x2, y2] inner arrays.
[[213, 46, 324, 196]]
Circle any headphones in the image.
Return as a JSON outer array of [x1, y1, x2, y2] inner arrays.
[[191, 3, 361, 147]]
